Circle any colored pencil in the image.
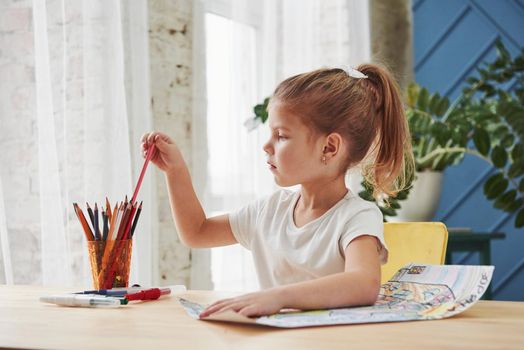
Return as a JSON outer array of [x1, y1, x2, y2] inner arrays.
[[116, 203, 132, 241], [102, 211, 108, 241], [106, 197, 112, 222], [122, 202, 137, 240], [130, 201, 143, 237], [73, 203, 94, 241], [86, 203, 95, 232], [131, 145, 156, 203], [94, 203, 100, 240]]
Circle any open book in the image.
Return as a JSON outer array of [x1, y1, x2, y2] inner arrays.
[[180, 263, 494, 328]]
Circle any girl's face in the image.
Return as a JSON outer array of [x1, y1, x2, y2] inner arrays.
[[263, 103, 324, 187]]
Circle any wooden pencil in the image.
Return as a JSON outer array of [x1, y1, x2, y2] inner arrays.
[[73, 203, 94, 241], [130, 201, 143, 237], [122, 202, 137, 240], [116, 203, 132, 241], [94, 203, 100, 240], [105, 197, 112, 223], [102, 211, 108, 241], [86, 202, 95, 232]]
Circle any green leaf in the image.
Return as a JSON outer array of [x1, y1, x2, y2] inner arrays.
[[253, 104, 268, 122], [519, 177, 524, 193], [435, 97, 450, 117], [501, 134, 515, 149], [473, 127, 491, 156], [381, 207, 396, 217], [494, 189, 517, 210], [484, 173, 508, 200], [395, 190, 410, 200], [428, 93, 441, 115], [466, 77, 479, 85], [512, 143, 524, 162], [508, 162, 524, 179], [431, 122, 450, 146], [417, 88, 429, 111], [505, 197, 523, 213], [496, 100, 511, 117], [406, 83, 420, 108], [495, 39, 511, 62], [491, 145, 508, 168], [358, 190, 374, 202], [516, 208, 524, 228], [389, 201, 401, 210]]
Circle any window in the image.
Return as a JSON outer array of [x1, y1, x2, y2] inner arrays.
[[205, 12, 264, 291]]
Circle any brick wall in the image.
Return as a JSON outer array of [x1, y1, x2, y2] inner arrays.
[[148, 0, 193, 286]]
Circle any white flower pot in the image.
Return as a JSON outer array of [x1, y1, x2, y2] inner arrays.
[[390, 171, 444, 222]]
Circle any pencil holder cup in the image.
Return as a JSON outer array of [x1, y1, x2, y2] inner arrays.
[[87, 239, 133, 290]]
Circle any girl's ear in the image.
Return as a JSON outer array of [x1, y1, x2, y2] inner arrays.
[[323, 132, 344, 158]]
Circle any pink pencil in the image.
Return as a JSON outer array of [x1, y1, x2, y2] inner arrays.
[[131, 145, 156, 203]]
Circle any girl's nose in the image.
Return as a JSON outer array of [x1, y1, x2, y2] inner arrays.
[[263, 140, 272, 155]]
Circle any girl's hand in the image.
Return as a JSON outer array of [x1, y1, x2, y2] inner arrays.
[[141, 132, 184, 174], [199, 288, 286, 318]]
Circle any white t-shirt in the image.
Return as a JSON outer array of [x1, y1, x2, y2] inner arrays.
[[229, 189, 388, 289]]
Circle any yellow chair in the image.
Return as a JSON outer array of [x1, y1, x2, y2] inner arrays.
[[381, 222, 448, 284]]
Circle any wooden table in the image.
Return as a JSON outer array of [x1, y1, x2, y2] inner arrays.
[[1, 285, 523, 349], [446, 231, 506, 300]]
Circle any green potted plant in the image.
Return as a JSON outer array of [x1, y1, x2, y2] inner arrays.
[[249, 40, 524, 228], [360, 40, 524, 227]]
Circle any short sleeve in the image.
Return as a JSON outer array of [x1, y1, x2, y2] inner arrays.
[[339, 206, 388, 264], [228, 197, 266, 250]]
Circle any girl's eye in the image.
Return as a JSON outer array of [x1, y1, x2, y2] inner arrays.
[[277, 135, 287, 140]]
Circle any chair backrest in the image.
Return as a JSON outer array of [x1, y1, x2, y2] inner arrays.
[[381, 222, 448, 284]]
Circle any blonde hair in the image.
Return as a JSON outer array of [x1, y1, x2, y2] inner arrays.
[[270, 64, 415, 199]]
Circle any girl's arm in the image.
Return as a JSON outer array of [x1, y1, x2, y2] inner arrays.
[[200, 235, 381, 317], [142, 132, 237, 248], [279, 235, 381, 309]]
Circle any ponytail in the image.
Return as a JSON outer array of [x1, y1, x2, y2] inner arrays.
[[358, 64, 415, 198]]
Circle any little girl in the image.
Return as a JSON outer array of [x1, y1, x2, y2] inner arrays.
[[141, 64, 414, 318]]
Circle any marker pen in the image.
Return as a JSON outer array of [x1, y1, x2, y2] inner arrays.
[[77, 287, 147, 296], [40, 294, 121, 308], [76, 285, 186, 297]]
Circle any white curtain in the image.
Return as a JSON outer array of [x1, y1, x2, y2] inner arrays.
[[0, 175, 12, 285], [0, 0, 155, 287], [192, 0, 371, 291]]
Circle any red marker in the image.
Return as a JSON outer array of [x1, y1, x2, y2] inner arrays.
[[125, 288, 171, 301]]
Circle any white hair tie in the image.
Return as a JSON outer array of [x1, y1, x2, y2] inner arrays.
[[346, 67, 368, 79]]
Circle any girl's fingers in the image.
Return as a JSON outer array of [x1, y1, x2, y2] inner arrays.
[[141, 141, 151, 158], [212, 302, 245, 315], [205, 298, 229, 309], [238, 305, 257, 317], [201, 302, 230, 317], [140, 133, 150, 143], [147, 132, 157, 144], [200, 299, 239, 317], [141, 131, 171, 160], [153, 132, 172, 145], [141, 131, 172, 150]]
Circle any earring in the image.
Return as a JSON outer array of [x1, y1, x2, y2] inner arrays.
[[322, 155, 327, 165]]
